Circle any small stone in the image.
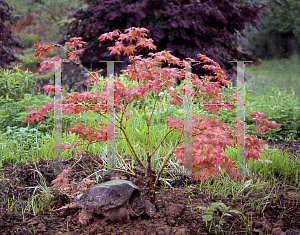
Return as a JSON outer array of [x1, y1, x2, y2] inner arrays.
[[157, 226, 171, 234], [30, 220, 39, 225], [36, 224, 47, 232], [175, 227, 187, 235], [36, 223, 45, 229], [167, 217, 176, 226], [271, 227, 286, 235], [253, 221, 262, 227], [273, 220, 284, 230], [245, 212, 257, 217]]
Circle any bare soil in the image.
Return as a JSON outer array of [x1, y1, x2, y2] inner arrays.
[[0, 139, 300, 235]]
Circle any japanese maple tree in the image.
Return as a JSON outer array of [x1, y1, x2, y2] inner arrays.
[[23, 27, 280, 201]]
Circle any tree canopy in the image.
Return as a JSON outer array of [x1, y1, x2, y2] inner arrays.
[[243, 0, 300, 60], [0, 0, 24, 69], [56, 0, 267, 86]]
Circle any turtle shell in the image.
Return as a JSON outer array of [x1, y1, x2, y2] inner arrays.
[[75, 179, 142, 212]]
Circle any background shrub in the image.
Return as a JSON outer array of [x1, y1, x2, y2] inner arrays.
[[0, 93, 53, 134], [216, 86, 300, 141], [56, 0, 266, 87], [0, 65, 39, 101], [19, 32, 39, 49]]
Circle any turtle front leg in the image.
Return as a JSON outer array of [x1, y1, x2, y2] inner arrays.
[[144, 200, 156, 218], [103, 207, 130, 223], [78, 208, 94, 225]]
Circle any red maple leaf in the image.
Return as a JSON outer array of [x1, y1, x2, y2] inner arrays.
[[65, 37, 87, 49], [38, 56, 60, 74], [67, 49, 85, 61], [21, 109, 45, 124], [49, 143, 71, 150], [31, 43, 55, 61], [51, 175, 69, 189]]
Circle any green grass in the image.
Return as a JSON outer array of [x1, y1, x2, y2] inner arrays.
[[0, 60, 299, 173], [1, 78, 299, 183], [244, 53, 300, 101]]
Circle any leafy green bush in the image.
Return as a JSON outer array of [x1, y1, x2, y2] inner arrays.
[[245, 87, 300, 141], [0, 93, 53, 134], [0, 64, 58, 134], [216, 86, 300, 141], [0, 91, 96, 137], [1, 126, 52, 162], [19, 32, 39, 49], [14, 48, 39, 67], [0, 64, 39, 101]]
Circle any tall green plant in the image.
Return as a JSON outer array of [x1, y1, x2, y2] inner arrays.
[[19, 32, 39, 49], [0, 65, 38, 101]]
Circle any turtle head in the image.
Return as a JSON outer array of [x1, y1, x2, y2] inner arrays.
[[128, 189, 146, 217]]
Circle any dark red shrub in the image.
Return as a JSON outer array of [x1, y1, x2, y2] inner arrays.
[[6, 13, 36, 34], [0, 0, 24, 69], [56, 0, 268, 87]]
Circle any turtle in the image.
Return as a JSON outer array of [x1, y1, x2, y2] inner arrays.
[[74, 179, 156, 224]]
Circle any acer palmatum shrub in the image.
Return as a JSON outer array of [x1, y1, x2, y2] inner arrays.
[[22, 27, 280, 201]]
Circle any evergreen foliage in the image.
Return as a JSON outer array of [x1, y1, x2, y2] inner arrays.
[[242, 0, 300, 60], [30, 0, 87, 43]]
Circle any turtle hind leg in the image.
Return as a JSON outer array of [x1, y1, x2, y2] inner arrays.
[[103, 207, 130, 223]]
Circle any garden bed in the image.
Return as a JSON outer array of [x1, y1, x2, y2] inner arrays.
[[1, 139, 300, 235]]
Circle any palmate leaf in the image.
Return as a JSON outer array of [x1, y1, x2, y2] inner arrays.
[[31, 43, 55, 61]]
